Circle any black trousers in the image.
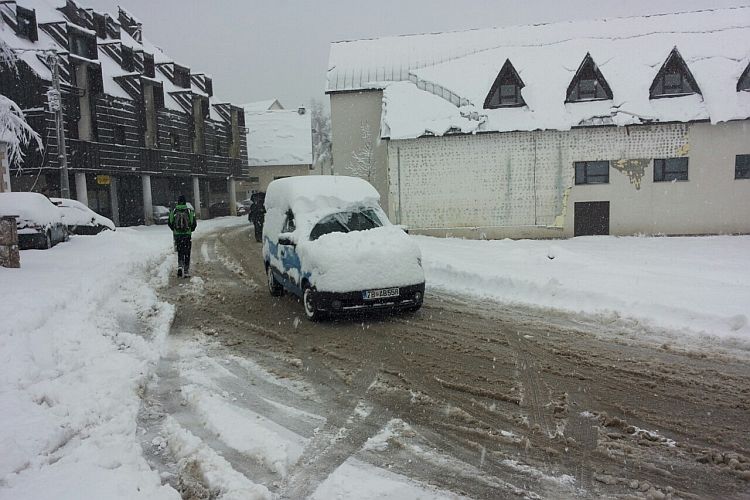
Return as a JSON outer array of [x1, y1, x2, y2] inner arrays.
[[253, 221, 263, 242], [175, 234, 192, 272]]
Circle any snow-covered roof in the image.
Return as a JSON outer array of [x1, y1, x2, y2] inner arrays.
[[243, 99, 283, 114], [1, 0, 233, 119], [245, 108, 312, 167], [328, 7, 750, 139]]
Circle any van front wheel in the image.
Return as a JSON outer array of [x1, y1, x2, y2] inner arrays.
[[267, 267, 283, 296], [303, 286, 323, 321]]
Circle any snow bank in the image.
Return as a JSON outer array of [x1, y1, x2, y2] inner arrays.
[[0, 227, 179, 500], [298, 225, 424, 292], [416, 235, 750, 341]]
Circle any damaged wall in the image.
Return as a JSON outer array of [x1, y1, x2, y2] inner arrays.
[[387, 120, 750, 238]]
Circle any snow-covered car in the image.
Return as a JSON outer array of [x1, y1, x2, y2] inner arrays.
[[0, 192, 67, 249], [263, 176, 425, 320], [51, 198, 115, 235], [153, 205, 170, 224], [236, 202, 247, 216]]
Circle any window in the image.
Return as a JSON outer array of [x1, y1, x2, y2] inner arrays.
[[16, 6, 38, 42], [170, 132, 180, 151], [575, 161, 609, 185], [120, 45, 135, 72], [69, 28, 97, 59], [484, 59, 525, 108], [92, 12, 107, 39], [143, 53, 155, 78], [113, 125, 126, 145], [650, 48, 700, 98], [566, 53, 613, 102], [654, 158, 688, 182], [173, 64, 191, 89], [282, 210, 296, 233], [738, 64, 750, 92], [114, 125, 126, 145], [736, 155, 750, 179], [309, 209, 383, 241]]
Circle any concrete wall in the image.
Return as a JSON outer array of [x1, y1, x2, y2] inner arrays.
[[248, 164, 311, 194], [387, 120, 750, 238], [329, 90, 389, 210]]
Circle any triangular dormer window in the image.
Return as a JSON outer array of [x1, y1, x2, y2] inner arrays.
[[650, 47, 700, 98], [484, 59, 526, 108], [565, 53, 612, 102], [738, 63, 750, 92]]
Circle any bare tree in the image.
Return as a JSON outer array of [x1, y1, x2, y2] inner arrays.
[[310, 99, 332, 174], [347, 120, 375, 182]]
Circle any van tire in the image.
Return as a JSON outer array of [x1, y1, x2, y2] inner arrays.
[[303, 285, 323, 321], [267, 267, 283, 296]]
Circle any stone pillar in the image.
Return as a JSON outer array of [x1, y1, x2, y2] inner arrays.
[[75, 172, 88, 205], [109, 176, 120, 227], [192, 176, 202, 219], [228, 177, 237, 216], [142, 174, 153, 225], [0, 216, 20, 268], [0, 145, 9, 193]]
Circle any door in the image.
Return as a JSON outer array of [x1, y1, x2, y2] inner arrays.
[[117, 175, 144, 226], [574, 201, 609, 236]]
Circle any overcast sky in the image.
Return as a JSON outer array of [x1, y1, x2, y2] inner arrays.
[[84, 0, 749, 109]]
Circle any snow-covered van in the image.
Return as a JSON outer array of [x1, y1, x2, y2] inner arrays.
[[263, 176, 425, 320]]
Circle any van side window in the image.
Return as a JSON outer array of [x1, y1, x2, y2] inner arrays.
[[283, 210, 296, 232]]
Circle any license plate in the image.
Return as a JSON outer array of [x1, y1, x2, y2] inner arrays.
[[363, 287, 400, 300]]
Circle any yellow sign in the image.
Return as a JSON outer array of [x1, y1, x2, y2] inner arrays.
[[96, 175, 111, 186]]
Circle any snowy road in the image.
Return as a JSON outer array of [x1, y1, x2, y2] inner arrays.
[[139, 221, 750, 499]]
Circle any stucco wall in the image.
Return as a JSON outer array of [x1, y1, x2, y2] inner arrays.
[[248, 164, 311, 194], [329, 90, 389, 210], [387, 120, 750, 238]]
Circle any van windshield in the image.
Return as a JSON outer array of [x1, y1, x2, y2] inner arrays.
[[309, 208, 383, 241]]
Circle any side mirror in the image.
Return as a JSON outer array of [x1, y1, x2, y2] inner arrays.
[[278, 233, 296, 246], [396, 224, 410, 234]]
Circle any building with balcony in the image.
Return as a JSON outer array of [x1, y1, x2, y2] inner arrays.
[[0, 0, 249, 225]]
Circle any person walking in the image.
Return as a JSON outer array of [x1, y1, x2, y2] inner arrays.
[[248, 192, 265, 242], [168, 195, 197, 277]]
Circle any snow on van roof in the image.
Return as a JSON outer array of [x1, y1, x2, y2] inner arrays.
[[265, 176, 380, 214]]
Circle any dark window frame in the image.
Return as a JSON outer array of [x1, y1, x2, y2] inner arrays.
[[69, 28, 97, 60], [169, 132, 180, 151], [565, 53, 613, 103], [143, 53, 155, 78], [738, 64, 750, 92], [114, 125, 126, 145], [654, 157, 689, 182], [16, 6, 38, 42], [484, 59, 526, 109], [173, 64, 191, 89], [650, 48, 700, 99], [120, 45, 135, 72], [574, 161, 610, 185], [735, 154, 750, 180], [92, 12, 107, 39]]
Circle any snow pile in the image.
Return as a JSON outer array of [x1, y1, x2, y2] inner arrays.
[[245, 108, 313, 167], [0, 227, 178, 499], [382, 82, 480, 140], [0, 191, 63, 229], [298, 225, 424, 292], [416, 234, 750, 340]]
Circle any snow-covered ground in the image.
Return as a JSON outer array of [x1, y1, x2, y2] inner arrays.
[[415, 234, 750, 343], [2, 223, 748, 499]]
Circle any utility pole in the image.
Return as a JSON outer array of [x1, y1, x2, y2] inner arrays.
[[46, 51, 69, 198]]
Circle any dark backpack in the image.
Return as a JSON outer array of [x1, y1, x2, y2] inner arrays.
[[174, 208, 191, 232]]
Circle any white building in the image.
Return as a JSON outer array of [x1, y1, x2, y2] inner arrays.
[[326, 7, 750, 238], [242, 100, 313, 195]]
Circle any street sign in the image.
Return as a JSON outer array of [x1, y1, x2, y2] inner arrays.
[[96, 175, 111, 185]]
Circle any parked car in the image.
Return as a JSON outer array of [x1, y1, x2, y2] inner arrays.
[[208, 201, 245, 217], [263, 176, 425, 320], [0, 192, 67, 249], [51, 198, 115, 235], [153, 205, 170, 224]]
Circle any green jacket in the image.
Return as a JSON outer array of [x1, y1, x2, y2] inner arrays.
[[168, 203, 197, 235]]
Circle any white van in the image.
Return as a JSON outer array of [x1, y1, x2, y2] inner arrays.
[[262, 176, 425, 320]]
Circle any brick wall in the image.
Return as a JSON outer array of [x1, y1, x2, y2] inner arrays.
[[0, 216, 20, 268]]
